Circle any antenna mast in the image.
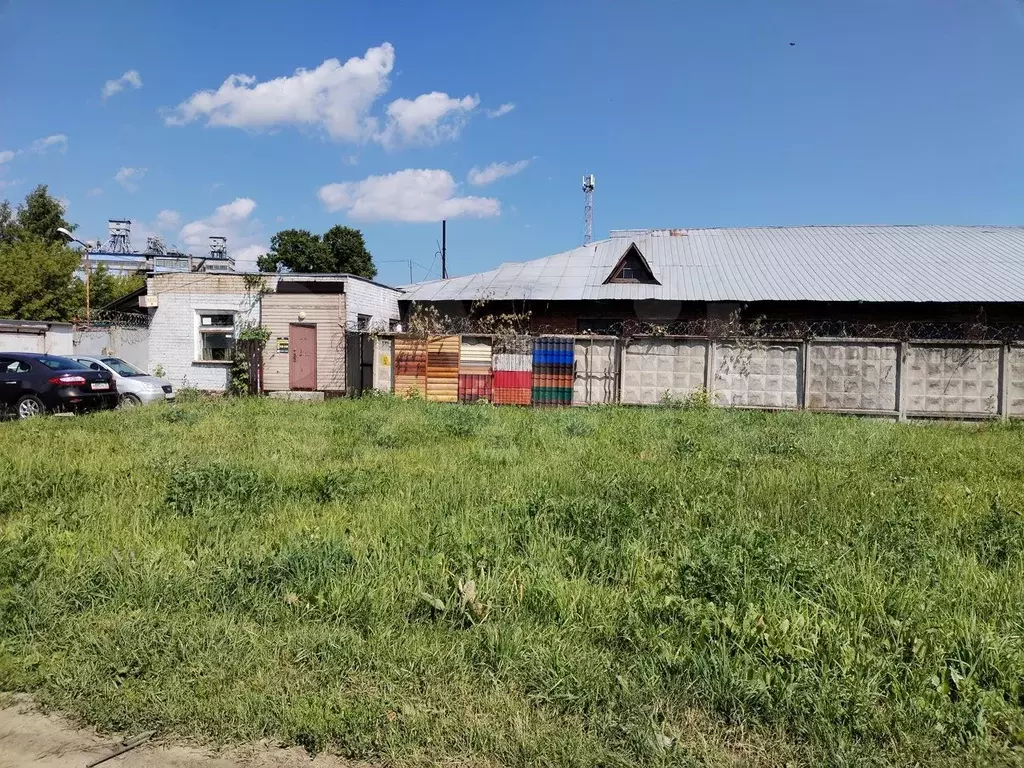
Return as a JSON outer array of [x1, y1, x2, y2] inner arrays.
[[582, 174, 595, 245]]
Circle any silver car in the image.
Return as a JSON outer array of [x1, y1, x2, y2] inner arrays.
[[72, 356, 174, 407]]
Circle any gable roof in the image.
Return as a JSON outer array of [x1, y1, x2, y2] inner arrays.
[[602, 242, 660, 285], [400, 225, 1024, 304]]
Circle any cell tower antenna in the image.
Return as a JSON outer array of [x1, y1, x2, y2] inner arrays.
[[582, 173, 595, 245]]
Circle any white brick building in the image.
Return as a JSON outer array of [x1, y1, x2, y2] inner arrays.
[[146, 272, 400, 393]]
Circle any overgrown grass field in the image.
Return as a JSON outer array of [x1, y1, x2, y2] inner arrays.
[[2, 398, 1024, 766]]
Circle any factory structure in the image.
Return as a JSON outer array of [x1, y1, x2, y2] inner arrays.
[[86, 219, 236, 276]]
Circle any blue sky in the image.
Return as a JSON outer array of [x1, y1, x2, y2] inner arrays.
[[2, 1, 1024, 286]]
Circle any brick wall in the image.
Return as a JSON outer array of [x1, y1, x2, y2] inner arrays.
[[344, 278, 401, 330], [148, 281, 260, 391]]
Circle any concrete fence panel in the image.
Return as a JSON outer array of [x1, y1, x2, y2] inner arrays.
[[1006, 345, 1024, 417], [905, 343, 1001, 417], [621, 338, 707, 405], [713, 341, 801, 408], [806, 340, 898, 413], [573, 337, 618, 405]]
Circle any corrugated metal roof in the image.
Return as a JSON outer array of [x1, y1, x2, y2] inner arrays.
[[400, 226, 1024, 304]]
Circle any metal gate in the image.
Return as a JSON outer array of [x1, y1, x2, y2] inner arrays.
[[346, 331, 374, 396]]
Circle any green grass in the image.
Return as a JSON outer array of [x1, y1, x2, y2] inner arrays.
[[2, 398, 1024, 766]]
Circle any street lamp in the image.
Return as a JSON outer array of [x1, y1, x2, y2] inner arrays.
[[57, 227, 93, 322]]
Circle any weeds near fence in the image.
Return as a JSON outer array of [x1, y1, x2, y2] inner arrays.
[[0, 400, 1023, 766]]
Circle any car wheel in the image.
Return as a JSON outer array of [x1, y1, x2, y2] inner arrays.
[[119, 393, 142, 409], [16, 395, 45, 419]]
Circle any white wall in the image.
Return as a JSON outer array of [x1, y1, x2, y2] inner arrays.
[[0, 323, 72, 355], [149, 291, 259, 391], [73, 327, 150, 372], [344, 278, 401, 330]]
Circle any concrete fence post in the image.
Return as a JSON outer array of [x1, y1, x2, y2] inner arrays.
[[896, 341, 908, 422], [800, 340, 810, 410], [615, 337, 625, 404], [705, 338, 716, 394], [1000, 342, 1011, 422]]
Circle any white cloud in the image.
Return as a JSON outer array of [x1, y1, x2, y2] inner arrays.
[[467, 159, 530, 186], [375, 91, 479, 148], [342, 155, 359, 165], [232, 244, 267, 268], [86, 187, 103, 197], [485, 102, 515, 118], [115, 166, 147, 192], [179, 197, 267, 270], [318, 169, 500, 222], [102, 70, 143, 99], [155, 209, 181, 231], [28, 134, 67, 155], [57, 197, 69, 210], [0, 135, 67, 167], [0, 178, 21, 191], [166, 44, 395, 141]]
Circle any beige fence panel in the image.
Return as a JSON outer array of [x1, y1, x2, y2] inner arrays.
[[373, 337, 393, 393], [905, 343, 1000, 417], [573, 337, 618, 405], [806, 340, 899, 413], [713, 341, 802, 408], [621, 338, 707, 405]]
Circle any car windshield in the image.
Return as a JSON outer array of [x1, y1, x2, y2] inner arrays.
[[101, 357, 145, 376], [38, 356, 89, 371]]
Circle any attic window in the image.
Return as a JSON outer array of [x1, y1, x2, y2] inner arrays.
[[604, 243, 660, 285]]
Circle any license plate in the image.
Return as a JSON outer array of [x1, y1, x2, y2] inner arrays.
[[92, 382, 110, 390]]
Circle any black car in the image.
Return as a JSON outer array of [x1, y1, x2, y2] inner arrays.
[[0, 352, 118, 418]]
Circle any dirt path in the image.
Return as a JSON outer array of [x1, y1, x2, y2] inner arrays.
[[0, 697, 360, 768]]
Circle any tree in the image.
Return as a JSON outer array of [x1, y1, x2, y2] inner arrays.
[[87, 265, 145, 310], [322, 225, 377, 279], [0, 201, 16, 246], [0, 236, 81, 321], [257, 229, 325, 273], [16, 184, 73, 244], [257, 225, 377, 278]]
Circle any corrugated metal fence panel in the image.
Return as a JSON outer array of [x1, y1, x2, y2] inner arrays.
[[492, 336, 533, 405], [373, 337, 393, 393], [459, 337, 493, 373], [1009, 346, 1024, 417], [806, 341, 898, 412], [532, 336, 574, 406], [393, 337, 427, 398], [714, 342, 801, 408], [621, 339, 707, 405], [458, 336, 493, 402], [573, 337, 618, 405], [426, 335, 460, 403], [905, 344, 1000, 416]]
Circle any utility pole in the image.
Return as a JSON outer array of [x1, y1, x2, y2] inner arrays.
[[582, 174, 595, 245], [441, 219, 448, 279]]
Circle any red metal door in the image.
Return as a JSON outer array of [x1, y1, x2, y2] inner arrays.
[[289, 324, 317, 390]]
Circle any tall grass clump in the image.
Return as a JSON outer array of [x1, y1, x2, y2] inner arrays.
[[0, 397, 1023, 766]]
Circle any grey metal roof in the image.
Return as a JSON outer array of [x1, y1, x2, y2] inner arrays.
[[400, 226, 1024, 304]]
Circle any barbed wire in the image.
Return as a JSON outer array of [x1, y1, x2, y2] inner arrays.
[[73, 310, 151, 331], [389, 314, 1024, 342]]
